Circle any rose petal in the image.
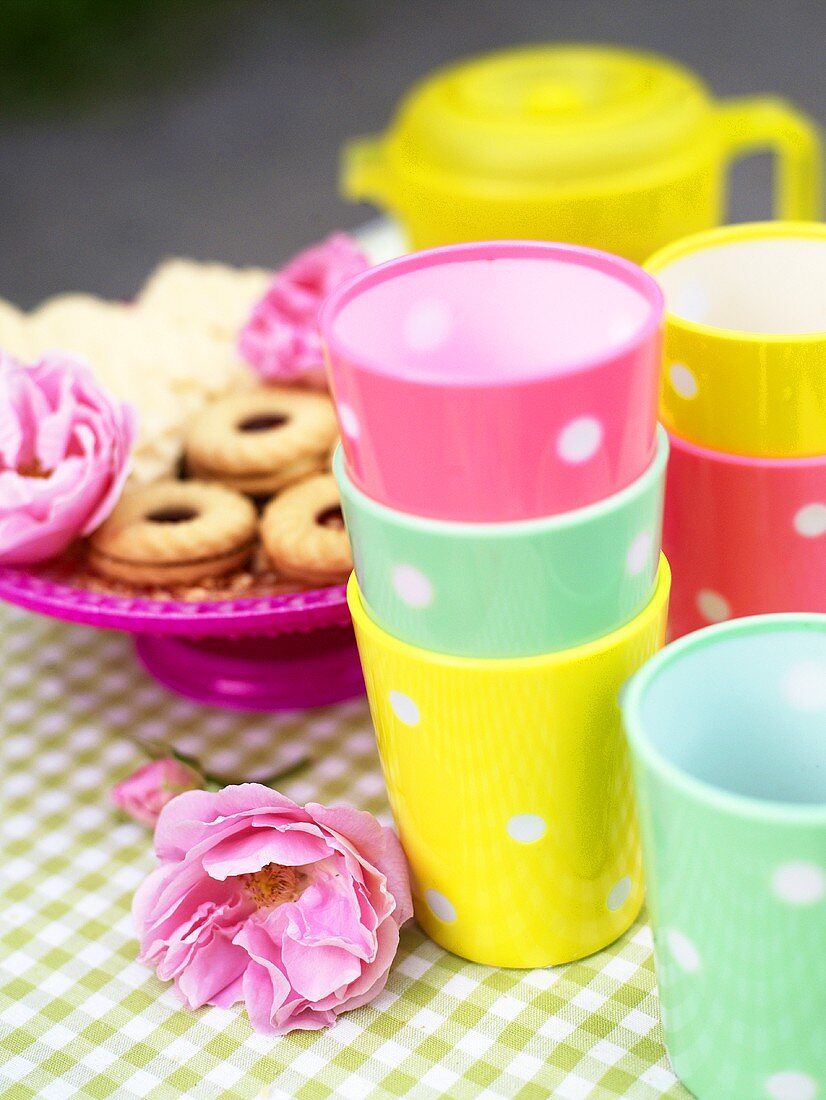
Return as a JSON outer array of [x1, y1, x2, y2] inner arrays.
[[238, 233, 368, 386], [153, 784, 312, 861], [175, 928, 250, 1010], [288, 870, 375, 959], [317, 916, 400, 1015], [202, 825, 330, 880], [280, 935, 362, 1003], [135, 862, 248, 954], [209, 972, 245, 1009], [309, 804, 413, 926], [0, 353, 136, 565], [234, 919, 292, 1027]]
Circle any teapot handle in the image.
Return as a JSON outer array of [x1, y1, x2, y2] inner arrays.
[[718, 97, 822, 220]]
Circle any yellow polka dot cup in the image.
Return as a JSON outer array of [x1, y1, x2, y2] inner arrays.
[[348, 558, 670, 968], [647, 222, 826, 457], [622, 615, 826, 1100]]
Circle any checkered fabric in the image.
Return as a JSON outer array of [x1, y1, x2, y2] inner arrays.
[[0, 602, 688, 1099]]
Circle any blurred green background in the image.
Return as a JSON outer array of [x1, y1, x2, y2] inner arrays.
[[0, 1, 248, 116], [0, 0, 823, 306]]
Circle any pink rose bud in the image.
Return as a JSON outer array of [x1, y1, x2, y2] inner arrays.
[[0, 351, 137, 565], [111, 758, 203, 828], [238, 233, 368, 389], [133, 784, 413, 1034]]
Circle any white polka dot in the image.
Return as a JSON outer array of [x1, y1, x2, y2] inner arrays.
[[607, 876, 632, 911], [665, 928, 701, 972], [783, 662, 826, 712], [506, 814, 547, 843], [425, 888, 456, 923], [794, 503, 826, 538], [668, 362, 698, 399], [696, 589, 731, 623], [772, 862, 825, 906], [338, 403, 360, 439], [766, 1071, 819, 1100], [625, 530, 653, 576], [557, 416, 604, 465], [391, 564, 433, 608], [388, 690, 420, 726], [402, 299, 452, 351]]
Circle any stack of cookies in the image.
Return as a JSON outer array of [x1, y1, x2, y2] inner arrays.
[[88, 385, 351, 595], [0, 261, 272, 486], [0, 258, 354, 597]]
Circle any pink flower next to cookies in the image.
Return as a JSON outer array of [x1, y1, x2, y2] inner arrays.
[[134, 784, 412, 1035], [111, 757, 204, 828], [0, 351, 137, 565], [238, 233, 368, 388]]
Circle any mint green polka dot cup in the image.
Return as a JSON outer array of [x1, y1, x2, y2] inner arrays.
[[622, 615, 826, 1100], [334, 426, 667, 658]]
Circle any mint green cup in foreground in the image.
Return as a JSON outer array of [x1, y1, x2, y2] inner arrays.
[[622, 615, 826, 1100], [334, 426, 667, 658]]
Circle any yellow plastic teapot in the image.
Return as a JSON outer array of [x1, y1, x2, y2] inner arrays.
[[342, 45, 821, 262]]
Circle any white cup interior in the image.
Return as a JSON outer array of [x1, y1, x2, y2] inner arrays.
[[654, 235, 826, 335], [330, 250, 656, 382]]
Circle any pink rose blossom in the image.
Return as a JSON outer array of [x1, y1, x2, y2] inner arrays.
[[238, 233, 368, 388], [133, 784, 412, 1035], [0, 351, 136, 565], [111, 758, 204, 828]]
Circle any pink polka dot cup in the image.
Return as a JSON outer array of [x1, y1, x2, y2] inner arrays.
[[663, 431, 826, 638], [321, 241, 664, 522]]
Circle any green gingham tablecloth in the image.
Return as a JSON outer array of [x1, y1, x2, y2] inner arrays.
[[0, 602, 689, 1100]]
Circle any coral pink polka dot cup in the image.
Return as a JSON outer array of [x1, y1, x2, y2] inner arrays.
[[321, 241, 664, 522], [663, 432, 826, 638]]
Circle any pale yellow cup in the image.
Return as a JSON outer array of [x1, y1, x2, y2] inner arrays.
[[348, 558, 671, 968]]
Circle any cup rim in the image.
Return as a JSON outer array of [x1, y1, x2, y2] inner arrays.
[[320, 239, 664, 388], [335, 424, 668, 535], [668, 428, 826, 469], [622, 613, 826, 824], [347, 554, 670, 669], [645, 220, 826, 345]]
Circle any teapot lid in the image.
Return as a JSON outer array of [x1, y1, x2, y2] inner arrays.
[[383, 45, 713, 185]]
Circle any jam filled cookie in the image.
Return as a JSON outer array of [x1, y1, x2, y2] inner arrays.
[[260, 475, 352, 586], [184, 388, 337, 496], [88, 480, 257, 585]]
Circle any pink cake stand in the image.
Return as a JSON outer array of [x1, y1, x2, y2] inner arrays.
[[0, 566, 363, 712]]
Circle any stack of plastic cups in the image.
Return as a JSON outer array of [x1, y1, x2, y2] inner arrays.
[[645, 222, 826, 639], [321, 242, 671, 967]]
